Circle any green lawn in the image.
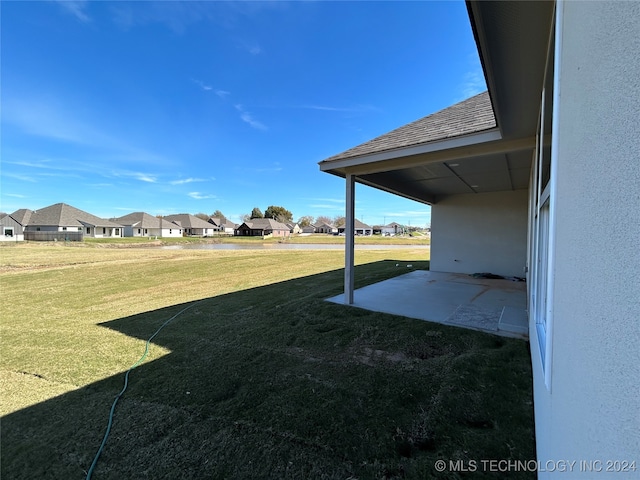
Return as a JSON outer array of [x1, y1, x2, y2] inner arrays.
[[1, 244, 533, 479]]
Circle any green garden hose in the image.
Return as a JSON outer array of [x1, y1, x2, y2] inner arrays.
[[86, 300, 203, 479]]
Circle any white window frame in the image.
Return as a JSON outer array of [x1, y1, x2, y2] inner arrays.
[[529, 5, 560, 390]]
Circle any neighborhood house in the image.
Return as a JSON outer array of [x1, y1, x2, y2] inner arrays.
[[235, 218, 291, 238]]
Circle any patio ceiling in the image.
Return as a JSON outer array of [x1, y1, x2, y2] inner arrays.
[[319, 1, 555, 205]]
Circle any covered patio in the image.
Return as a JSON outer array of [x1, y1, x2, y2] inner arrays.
[[327, 269, 528, 339]]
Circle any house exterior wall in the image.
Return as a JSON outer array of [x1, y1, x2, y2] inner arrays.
[[531, 3, 640, 476], [430, 190, 528, 278], [1, 216, 24, 241]]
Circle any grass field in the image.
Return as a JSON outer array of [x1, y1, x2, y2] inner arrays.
[[81, 233, 430, 246], [1, 243, 534, 479]]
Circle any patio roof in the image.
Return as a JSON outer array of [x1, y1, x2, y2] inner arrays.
[[319, 1, 554, 205]]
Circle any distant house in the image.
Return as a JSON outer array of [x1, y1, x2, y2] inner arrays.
[[337, 219, 372, 236], [301, 224, 316, 234], [381, 222, 403, 236], [316, 222, 338, 235], [235, 218, 291, 238], [208, 217, 237, 235], [23, 203, 123, 240], [286, 223, 302, 235], [163, 214, 215, 237], [221, 221, 237, 235], [0, 213, 24, 241], [112, 212, 183, 238]]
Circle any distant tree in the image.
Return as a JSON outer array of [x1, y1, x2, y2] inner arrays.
[[264, 205, 293, 223], [241, 213, 251, 222], [332, 216, 346, 227], [211, 209, 227, 222], [250, 207, 263, 219], [297, 215, 314, 227], [315, 215, 332, 225], [194, 212, 209, 221]]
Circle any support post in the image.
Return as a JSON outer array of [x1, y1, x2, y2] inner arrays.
[[344, 174, 355, 304]]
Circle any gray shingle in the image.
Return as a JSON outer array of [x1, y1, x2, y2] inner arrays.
[[163, 214, 213, 229], [27, 203, 122, 228], [321, 91, 495, 163], [113, 212, 177, 229], [241, 218, 290, 231]]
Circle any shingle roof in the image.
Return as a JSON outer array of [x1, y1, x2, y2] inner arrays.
[[163, 214, 213, 229], [242, 218, 290, 231], [27, 203, 122, 228], [354, 219, 372, 229], [113, 212, 178, 229], [9, 209, 33, 225], [321, 91, 495, 163]]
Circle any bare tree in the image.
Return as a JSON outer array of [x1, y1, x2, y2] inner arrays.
[[297, 215, 314, 227], [332, 215, 346, 227]]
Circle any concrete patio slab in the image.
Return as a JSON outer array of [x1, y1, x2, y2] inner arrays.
[[326, 270, 528, 339]]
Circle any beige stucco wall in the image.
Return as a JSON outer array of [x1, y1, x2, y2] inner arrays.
[[531, 2, 640, 477], [430, 190, 528, 278]]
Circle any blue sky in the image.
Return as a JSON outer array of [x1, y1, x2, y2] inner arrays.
[[1, 1, 485, 227]]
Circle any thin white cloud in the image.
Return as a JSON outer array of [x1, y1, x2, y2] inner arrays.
[[458, 55, 487, 101], [383, 210, 432, 220], [215, 90, 230, 98], [137, 174, 157, 183], [170, 177, 207, 185], [235, 104, 267, 131], [3, 97, 175, 169], [248, 45, 262, 55], [192, 78, 213, 91], [112, 171, 158, 183], [56, 0, 91, 23], [309, 204, 345, 211], [2, 172, 38, 183], [188, 192, 217, 200], [4, 193, 27, 198]]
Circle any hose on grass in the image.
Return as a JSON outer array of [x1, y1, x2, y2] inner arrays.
[[86, 300, 204, 480]]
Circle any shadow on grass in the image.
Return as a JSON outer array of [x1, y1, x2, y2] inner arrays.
[[2, 259, 535, 479]]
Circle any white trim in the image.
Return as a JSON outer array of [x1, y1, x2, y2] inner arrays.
[[542, 2, 563, 391]]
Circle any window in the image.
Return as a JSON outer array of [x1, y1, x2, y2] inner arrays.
[[5, 228, 14, 237], [103, 228, 106, 234], [62, 227, 67, 231], [529, 9, 556, 389], [87, 228, 90, 234]]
